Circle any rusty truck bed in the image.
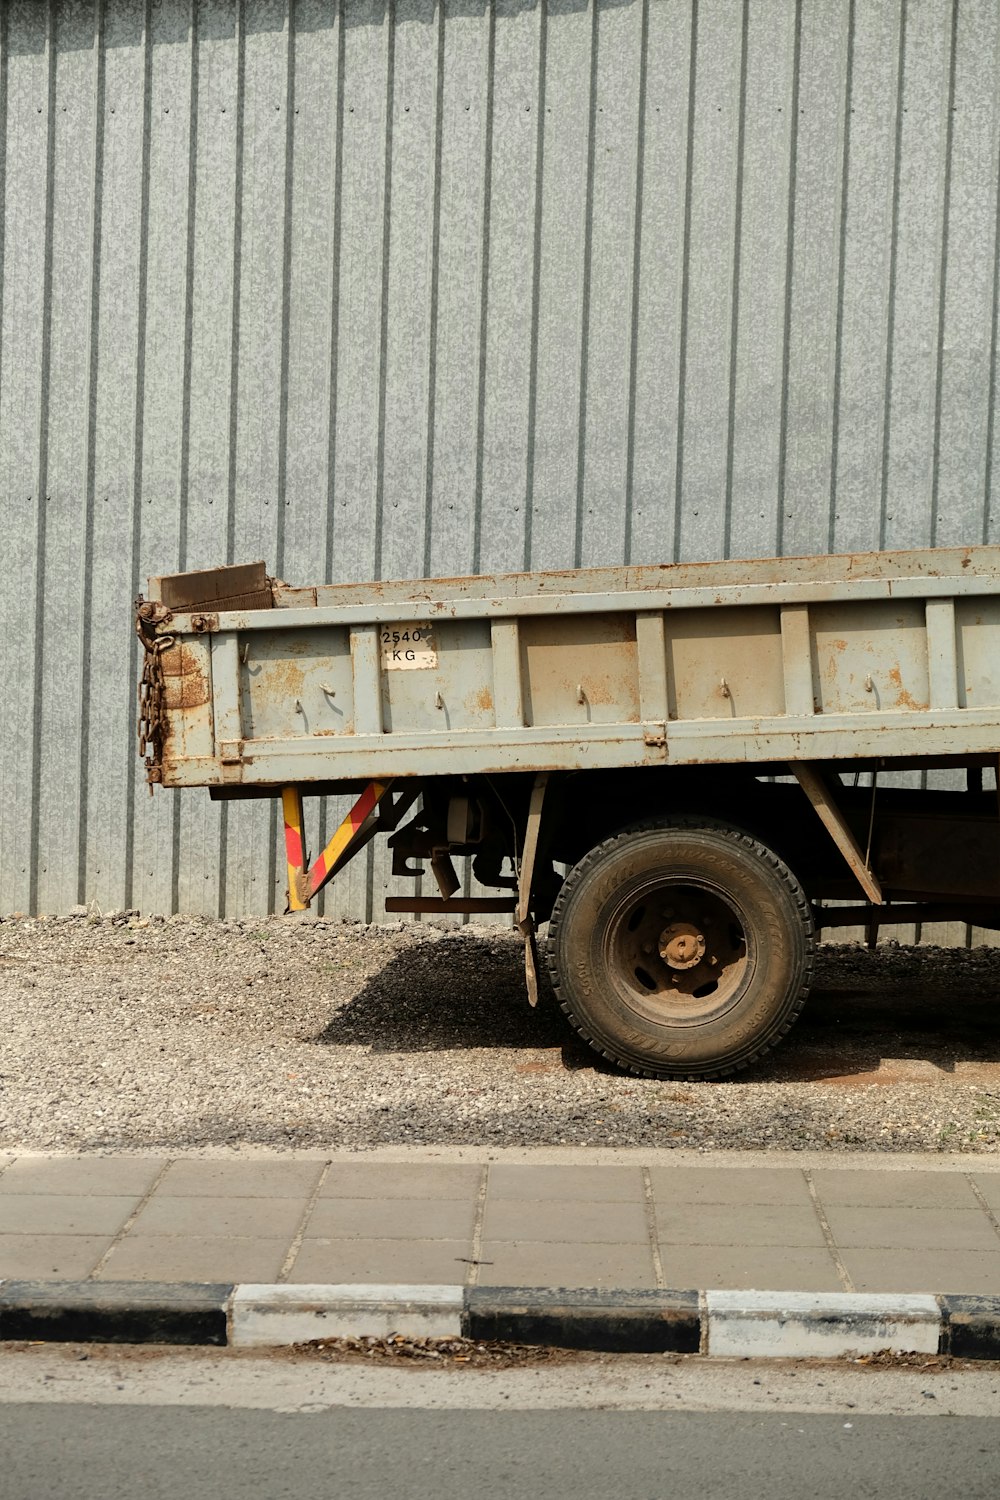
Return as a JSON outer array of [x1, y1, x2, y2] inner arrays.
[[136, 545, 1000, 790]]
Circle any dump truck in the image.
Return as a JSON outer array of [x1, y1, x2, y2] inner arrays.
[[135, 546, 1000, 1079]]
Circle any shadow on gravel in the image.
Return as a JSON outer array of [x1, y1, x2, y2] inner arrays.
[[313, 935, 610, 1070], [315, 936, 1000, 1082], [759, 945, 1000, 1084]]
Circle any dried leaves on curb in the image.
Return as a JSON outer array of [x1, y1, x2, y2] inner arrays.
[[293, 1334, 578, 1367], [851, 1350, 957, 1370]]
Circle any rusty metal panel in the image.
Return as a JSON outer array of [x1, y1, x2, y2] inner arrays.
[[519, 614, 639, 729], [381, 621, 495, 734], [956, 599, 1000, 709], [144, 546, 1000, 792], [809, 601, 931, 716], [160, 636, 215, 765], [666, 608, 785, 723], [243, 627, 355, 740], [154, 562, 271, 613]]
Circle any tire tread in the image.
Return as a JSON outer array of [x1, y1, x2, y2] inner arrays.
[[544, 815, 815, 1081]]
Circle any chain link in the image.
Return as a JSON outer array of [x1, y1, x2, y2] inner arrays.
[[135, 600, 174, 791]]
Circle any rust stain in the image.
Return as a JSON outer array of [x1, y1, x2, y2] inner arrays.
[[895, 687, 927, 711], [585, 678, 615, 706], [261, 658, 306, 697], [886, 665, 927, 711], [514, 1051, 565, 1074], [161, 644, 210, 710], [470, 685, 494, 714], [777, 1053, 1000, 1087]]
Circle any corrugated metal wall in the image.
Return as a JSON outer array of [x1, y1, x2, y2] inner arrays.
[[2, 0, 1000, 921]]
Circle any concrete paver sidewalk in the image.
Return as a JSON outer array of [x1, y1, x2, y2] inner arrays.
[[1, 1151, 999, 1297]]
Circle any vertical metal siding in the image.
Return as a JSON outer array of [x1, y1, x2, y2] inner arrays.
[[2, 0, 1000, 922]]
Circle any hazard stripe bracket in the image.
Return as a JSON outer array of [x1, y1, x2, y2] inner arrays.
[[281, 781, 393, 912]]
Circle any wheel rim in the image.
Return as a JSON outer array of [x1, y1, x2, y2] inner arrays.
[[603, 876, 752, 1027]]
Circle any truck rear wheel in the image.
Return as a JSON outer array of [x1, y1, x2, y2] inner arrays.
[[545, 817, 814, 1079]]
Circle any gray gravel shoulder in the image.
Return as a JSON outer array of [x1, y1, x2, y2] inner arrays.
[[1, 913, 999, 1153]]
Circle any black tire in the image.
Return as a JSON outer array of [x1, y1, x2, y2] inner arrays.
[[545, 816, 814, 1079]]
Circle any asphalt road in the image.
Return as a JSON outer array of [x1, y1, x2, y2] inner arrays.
[[4, 1403, 998, 1500], [2, 1348, 999, 1500]]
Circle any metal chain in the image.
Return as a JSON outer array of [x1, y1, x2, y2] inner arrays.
[[135, 600, 174, 791]]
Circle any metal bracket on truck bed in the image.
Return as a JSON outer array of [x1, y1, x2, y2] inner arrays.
[[792, 762, 883, 905], [517, 772, 550, 1008], [282, 781, 395, 912]]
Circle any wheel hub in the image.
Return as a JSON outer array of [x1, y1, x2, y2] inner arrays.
[[610, 884, 749, 1022], [658, 921, 706, 970]]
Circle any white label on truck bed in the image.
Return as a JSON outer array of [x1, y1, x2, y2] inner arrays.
[[380, 624, 438, 670]]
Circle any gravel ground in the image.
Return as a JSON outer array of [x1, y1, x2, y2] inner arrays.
[[2, 912, 1000, 1153]]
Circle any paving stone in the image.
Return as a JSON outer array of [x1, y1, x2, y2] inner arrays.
[[0, 1158, 166, 1197], [659, 1246, 843, 1293], [0, 1195, 138, 1237], [486, 1165, 644, 1203], [483, 1197, 649, 1245], [318, 1163, 482, 1200], [305, 1196, 476, 1242], [654, 1202, 827, 1248], [648, 1167, 811, 1207], [970, 1174, 1000, 1216], [130, 1194, 306, 1240], [823, 1205, 1000, 1253], [478, 1240, 657, 1290], [842, 1248, 1000, 1296], [0, 1235, 113, 1280], [94, 1235, 288, 1284], [156, 1160, 325, 1199], [287, 1237, 472, 1285], [810, 1169, 981, 1209]]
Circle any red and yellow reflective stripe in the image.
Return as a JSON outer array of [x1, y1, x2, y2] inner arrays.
[[307, 780, 388, 897], [281, 787, 308, 911]]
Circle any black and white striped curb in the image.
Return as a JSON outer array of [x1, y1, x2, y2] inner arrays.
[[2, 1281, 1000, 1359]]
